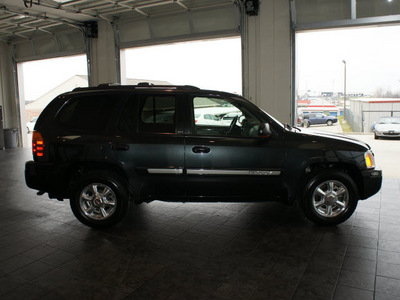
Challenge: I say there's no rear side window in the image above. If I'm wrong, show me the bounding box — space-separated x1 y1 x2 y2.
139 95 176 133
56 94 121 132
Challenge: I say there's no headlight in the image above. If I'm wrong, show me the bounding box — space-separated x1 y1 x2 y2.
364 150 376 169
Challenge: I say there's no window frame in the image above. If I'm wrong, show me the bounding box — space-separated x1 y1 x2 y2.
132 92 186 135
188 94 264 138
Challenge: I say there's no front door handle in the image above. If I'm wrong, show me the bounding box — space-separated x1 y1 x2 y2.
112 144 130 151
192 146 210 154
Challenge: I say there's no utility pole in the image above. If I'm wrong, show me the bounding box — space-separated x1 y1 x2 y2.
342 60 347 121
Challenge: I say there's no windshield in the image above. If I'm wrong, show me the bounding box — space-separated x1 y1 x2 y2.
378 117 400 124
258 108 285 129
230 95 286 129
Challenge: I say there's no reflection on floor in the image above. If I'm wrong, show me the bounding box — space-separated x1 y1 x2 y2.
0 148 399 299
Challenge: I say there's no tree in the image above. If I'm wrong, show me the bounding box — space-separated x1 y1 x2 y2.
374 87 400 98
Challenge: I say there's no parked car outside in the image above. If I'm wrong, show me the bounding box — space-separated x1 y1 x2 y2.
194 112 221 125
373 116 400 139
195 107 240 126
26 117 38 133
301 113 338 127
25 84 382 228
220 112 245 126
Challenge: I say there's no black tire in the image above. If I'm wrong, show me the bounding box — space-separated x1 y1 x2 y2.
326 120 333 126
374 133 379 140
305 121 310 128
70 171 129 228
301 170 358 225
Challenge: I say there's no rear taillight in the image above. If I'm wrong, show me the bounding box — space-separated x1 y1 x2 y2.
32 131 45 158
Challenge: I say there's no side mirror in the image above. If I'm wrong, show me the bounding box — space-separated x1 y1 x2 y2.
259 123 272 138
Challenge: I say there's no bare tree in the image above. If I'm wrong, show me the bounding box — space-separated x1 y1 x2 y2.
374 87 400 98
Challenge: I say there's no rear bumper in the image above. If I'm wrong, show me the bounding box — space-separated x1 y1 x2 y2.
25 161 70 198
360 166 382 200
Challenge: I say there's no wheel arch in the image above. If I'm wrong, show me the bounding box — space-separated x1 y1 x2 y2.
66 162 133 199
302 162 362 200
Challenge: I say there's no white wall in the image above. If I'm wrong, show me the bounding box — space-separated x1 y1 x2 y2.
243 0 292 124
88 20 118 86
0 42 18 130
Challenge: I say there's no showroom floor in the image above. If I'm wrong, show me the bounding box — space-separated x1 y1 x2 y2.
0 148 399 300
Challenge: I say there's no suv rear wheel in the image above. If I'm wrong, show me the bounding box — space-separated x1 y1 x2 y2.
301 170 358 225
70 171 129 228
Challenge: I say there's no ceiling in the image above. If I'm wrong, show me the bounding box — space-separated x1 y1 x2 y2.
0 0 235 42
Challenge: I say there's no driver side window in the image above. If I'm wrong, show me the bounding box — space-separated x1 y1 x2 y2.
192 97 261 137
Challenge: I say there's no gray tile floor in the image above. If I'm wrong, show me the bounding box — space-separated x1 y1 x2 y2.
0 148 399 300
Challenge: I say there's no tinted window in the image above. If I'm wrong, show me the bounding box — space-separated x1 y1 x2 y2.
139 95 176 133
118 98 137 133
56 94 121 132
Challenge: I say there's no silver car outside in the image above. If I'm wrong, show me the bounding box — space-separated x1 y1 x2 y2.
373 116 400 139
26 117 38 133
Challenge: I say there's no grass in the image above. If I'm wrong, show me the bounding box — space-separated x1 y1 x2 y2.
338 116 353 133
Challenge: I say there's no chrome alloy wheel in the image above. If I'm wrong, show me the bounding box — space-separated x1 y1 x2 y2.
79 183 117 220
312 180 349 218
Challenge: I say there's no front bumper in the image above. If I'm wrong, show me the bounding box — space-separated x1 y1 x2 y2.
360 166 382 200
25 161 71 198
375 131 400 138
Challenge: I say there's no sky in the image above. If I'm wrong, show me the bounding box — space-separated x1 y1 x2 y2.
296 25 400 96
19 55 88 101
122 37 242 94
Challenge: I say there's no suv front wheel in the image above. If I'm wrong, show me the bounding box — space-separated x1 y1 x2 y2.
301 170 358 225
70 171 129 228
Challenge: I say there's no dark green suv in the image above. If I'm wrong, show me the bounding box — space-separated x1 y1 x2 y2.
25 84 382 228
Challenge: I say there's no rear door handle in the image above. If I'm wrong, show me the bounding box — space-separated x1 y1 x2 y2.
112 144 130 151
192 146 210 154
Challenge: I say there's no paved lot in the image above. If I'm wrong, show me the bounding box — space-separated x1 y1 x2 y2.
303 123 343 134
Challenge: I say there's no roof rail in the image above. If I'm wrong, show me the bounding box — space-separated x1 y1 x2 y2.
134 82 200 90
72 83 200 92
137 82 154 86
97 83 121 88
